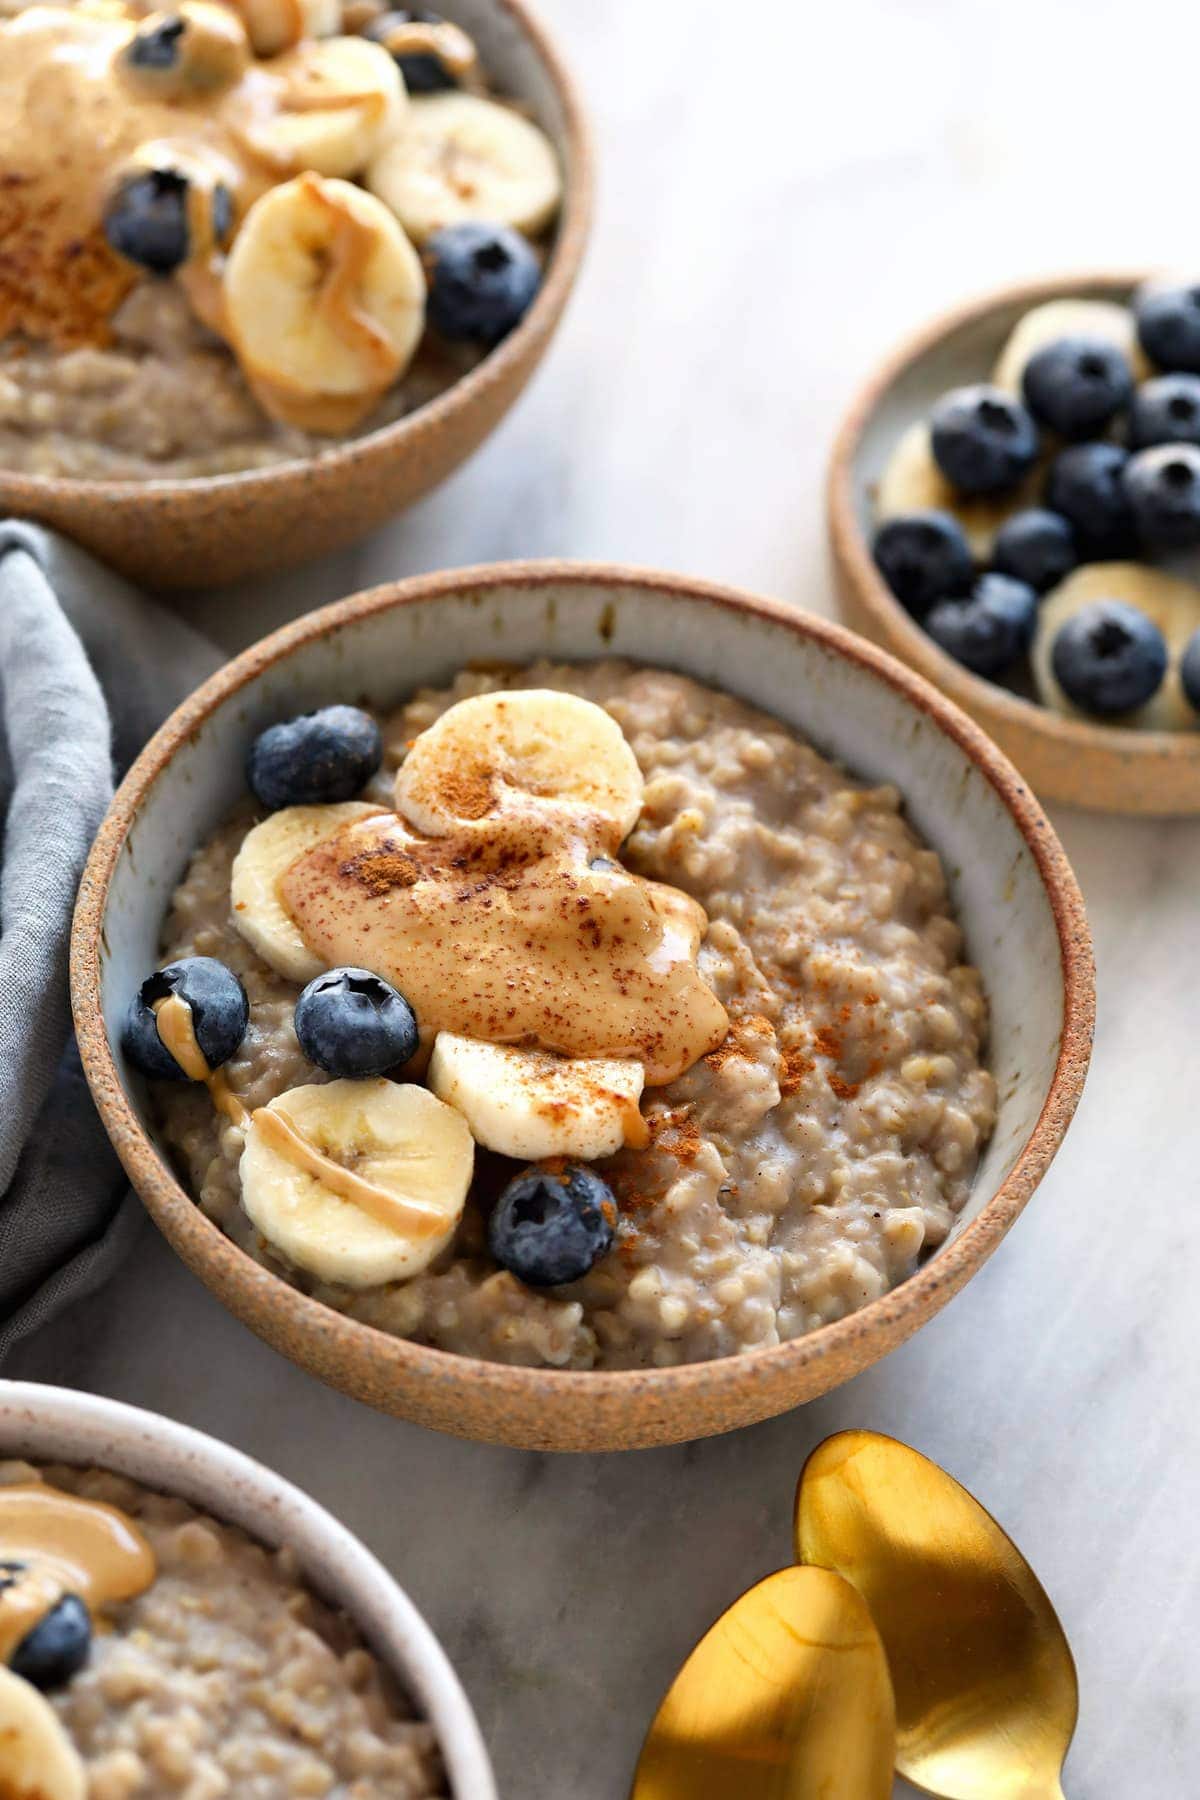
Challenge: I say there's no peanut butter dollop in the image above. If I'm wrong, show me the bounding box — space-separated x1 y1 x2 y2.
280 805 730 1086
0 1484 156 1663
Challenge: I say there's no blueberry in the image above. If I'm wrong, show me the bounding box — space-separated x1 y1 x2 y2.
123 957 249 1082
872 510 974 616
126 13 186 67
923 573 1038 680
10 1594 92 1691
489 1164 615 1287
992 508 1078 593
246 705 382 811
1124 444 1200 551
1181 627 1200 713
364 9 459 91
929 385 1040 497
1021 337 1132 441
102 167 233 275
1044 443 1137 559
1127 375 1200 451
1135 282 1200 373
423 223 542 346
294 969 418 1077
1051 601 1167 716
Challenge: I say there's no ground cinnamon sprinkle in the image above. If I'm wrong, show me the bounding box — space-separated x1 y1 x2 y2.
339 849 421 895
434 764 495 820
779 1046 815 1096
0 183 133 348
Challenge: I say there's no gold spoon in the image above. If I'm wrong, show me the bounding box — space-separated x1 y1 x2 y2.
630 1564 896 1799
795 1430 1078 1800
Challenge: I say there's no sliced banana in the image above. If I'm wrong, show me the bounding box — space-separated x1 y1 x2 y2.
240 1078 473 1287
367 92 561 245
875 418 1041 559
224 0 341 57
231 800 383 980
395 690 644 844
429 1033 645 1161
241 36 405 178
223 173 426 433
993 297 1151 393
1033 562 1200 729
0 1667 86 1800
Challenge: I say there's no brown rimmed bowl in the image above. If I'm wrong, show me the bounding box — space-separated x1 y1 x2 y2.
71 562 1095 1451
0 0 592 591
829 268 1200 815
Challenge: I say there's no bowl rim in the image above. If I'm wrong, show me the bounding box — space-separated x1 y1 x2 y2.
0 1379 497 1798
71 560 1096 1425
827 264 1200 765
0 0 592 509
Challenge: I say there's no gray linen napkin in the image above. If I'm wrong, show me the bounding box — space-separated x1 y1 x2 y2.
0 523 221 1360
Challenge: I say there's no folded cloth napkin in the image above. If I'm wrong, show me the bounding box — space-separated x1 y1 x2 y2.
0 523 222 1362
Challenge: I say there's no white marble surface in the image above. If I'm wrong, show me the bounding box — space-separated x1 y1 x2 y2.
10 1 1200 1793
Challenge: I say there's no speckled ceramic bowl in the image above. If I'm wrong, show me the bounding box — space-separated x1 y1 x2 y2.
0 1381 496 1798
828 269 1200 815
71 563 1094 1451
0 0 591 591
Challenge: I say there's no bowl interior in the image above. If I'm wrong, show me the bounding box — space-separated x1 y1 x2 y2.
0 1383 496 1799
95 574 1069 1280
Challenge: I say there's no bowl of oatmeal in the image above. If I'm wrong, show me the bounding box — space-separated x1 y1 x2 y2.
0 1381 495 1797
0 0 590 587
71 563 1094 1451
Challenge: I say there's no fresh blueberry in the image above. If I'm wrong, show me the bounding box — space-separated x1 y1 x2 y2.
10 1594 92 1691
872 510 974 615
246 705 383 811
1051 601 1167 716
1135 282 1200 373
423 223 541 346
126 13 186 67
929 385 1040 497
364 9 459 91
1044 443 1137 559
1124 444 1200 551
991 508 1078 594
1181 627 1200 713
923 573 1038 679
489 1164 615 1287
122 957 249 1082
1127 375 1200 450
1021 337 1132 440
294 969 419 1077
103 167 230 274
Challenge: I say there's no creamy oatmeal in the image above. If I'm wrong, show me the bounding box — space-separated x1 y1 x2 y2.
0 0 561 478
0 1461 445 1798
147 663 998 1371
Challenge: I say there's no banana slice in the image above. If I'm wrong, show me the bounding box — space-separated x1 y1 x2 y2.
0 1668 86 1800
1033 562 1200 729
993 298 1151 393
225 0 341 57
429 1033 646 1161
241 37 405 178
231 800 383 980
366 92 561 245
395 690 644 844
223 173 426 433
240 1078 473 1286
875 419 1041 559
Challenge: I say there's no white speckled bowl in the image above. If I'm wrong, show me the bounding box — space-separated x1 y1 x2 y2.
0 1382 496 1799
72 563 1094 1450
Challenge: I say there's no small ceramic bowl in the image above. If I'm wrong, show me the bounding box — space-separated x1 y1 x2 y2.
0 0 591 591
0 1381 497 1798
829 269 1200 815
71 563 1095 1452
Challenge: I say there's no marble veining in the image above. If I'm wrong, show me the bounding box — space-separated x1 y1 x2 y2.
10 1 1200 1793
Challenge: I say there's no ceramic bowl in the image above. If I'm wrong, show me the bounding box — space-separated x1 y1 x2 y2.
0 1381 496 1798
0 0 591 591
71 563 1095 1452
829 269 1200 815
